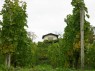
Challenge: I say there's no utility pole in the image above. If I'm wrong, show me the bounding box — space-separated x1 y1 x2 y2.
80 0 84 70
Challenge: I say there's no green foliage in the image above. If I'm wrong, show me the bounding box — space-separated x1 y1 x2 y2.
0 54 4 65
37 41 50 64
48 42 64 67
31 42 39 65
0 0 27 54
63 0 92 68
11 37 33 67
37 39 68 68
0 65 15 71
85 42 95 69
0 0 34 67
48 43 60 67
0 65 94 71
0 0 94 70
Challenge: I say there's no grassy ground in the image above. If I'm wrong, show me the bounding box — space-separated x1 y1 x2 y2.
0 64 95 71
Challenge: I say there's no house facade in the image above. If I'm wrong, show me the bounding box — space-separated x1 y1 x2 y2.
42 33 58 41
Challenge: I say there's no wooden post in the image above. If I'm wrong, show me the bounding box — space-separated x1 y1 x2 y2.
5 53 11 69
5 54 8 67
8 53 11 68
80 0 85 70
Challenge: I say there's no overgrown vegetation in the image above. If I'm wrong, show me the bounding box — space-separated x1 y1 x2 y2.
0 0 95 71
0 0 33 68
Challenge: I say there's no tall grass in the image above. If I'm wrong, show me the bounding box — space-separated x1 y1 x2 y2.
0 64 95 71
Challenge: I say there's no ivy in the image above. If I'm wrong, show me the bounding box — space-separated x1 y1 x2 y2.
63 0 92 68
0 0 29 67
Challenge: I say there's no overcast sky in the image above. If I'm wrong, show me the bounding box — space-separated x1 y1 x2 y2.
0 0 95 42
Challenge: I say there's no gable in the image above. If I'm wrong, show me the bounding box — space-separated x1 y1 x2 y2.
42 33 58 41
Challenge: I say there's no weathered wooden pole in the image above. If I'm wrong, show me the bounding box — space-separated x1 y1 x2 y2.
5 53 11 68
80 0 85 70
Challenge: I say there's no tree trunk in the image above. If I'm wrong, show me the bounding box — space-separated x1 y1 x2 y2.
80 5 85 70
5 53 11 68
5 54 8 67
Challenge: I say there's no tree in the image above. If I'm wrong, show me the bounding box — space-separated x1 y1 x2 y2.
11 37 33 67
63 0 91 68
85 41 95 69
0 0 27 68
37 41 50 64
48 40 65 68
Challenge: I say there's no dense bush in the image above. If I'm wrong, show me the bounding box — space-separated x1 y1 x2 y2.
0 54 4 65
1 65 94 71
11 38 33 67
48 43 60 67
31 43 39 66
85 42 95 69
47 39 67 68
37 41 50 64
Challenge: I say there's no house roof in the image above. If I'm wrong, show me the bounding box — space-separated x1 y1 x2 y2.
42 33 58 39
